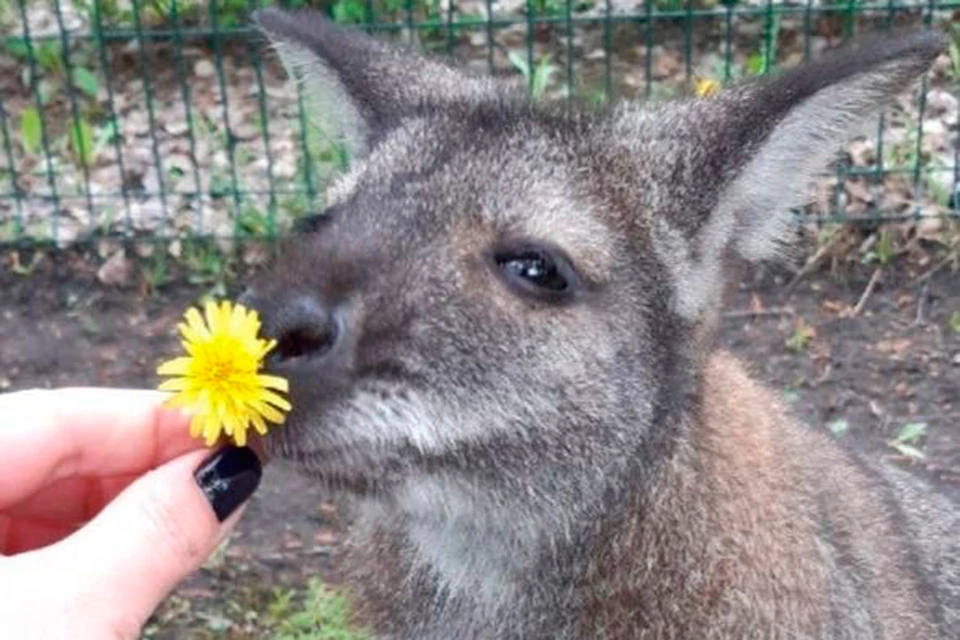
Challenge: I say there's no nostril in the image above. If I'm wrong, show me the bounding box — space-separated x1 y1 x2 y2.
267 296 340 365
274 324 336 362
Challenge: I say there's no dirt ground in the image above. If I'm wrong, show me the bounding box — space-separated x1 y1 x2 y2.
1 245 958 637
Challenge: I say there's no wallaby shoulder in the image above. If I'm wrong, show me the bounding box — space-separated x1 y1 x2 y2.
581 351 956 639
340 352 957 639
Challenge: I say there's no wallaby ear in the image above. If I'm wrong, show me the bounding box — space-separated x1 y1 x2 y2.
254 8 495 161
711 29 946 262
642 29 945 320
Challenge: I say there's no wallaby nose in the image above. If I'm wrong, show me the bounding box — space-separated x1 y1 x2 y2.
242 290 340 366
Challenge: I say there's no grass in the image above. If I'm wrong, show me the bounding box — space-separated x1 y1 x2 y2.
268 580 370 640
785 316 816 354
144 577 369 640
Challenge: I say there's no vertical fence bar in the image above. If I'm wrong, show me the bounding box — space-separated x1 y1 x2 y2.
0 95 25 238
911 0 936 219
15 0 62 242
643 0 653 100
525 0 535 95
208 0 245 240
871 0 898 216
130 0 170 237
91 0 134 237
52 0 96 230
565 0 575 97
602 0 612 99
446 0 456 56
683 0 693 83
171 0 208 236
485 0 495 73
248 0 278 238
723 0 733 82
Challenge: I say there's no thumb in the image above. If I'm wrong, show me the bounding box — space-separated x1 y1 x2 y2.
52 446 262 635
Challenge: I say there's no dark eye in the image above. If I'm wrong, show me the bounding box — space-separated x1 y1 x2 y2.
293 206 339 234
492 242 577 302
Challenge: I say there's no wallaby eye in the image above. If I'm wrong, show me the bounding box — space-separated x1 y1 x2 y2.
293 206 339 234
492 241 577 302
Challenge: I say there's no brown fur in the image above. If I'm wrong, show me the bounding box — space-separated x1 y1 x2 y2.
339 353 952 638
246 11 959 638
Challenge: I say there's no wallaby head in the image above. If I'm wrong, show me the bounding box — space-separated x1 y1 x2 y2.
242 9 950 629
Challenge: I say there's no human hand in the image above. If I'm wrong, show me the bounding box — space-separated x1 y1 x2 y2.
0 388 262 640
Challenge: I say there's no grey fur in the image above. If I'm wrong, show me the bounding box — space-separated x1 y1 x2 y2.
246 10 958 638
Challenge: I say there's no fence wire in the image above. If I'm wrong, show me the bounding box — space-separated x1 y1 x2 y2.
0 0 958 249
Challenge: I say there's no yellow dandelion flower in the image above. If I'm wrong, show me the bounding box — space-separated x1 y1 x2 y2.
695 77 721 98
157 300 290 447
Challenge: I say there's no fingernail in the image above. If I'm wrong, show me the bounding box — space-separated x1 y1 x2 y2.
194 446 262 522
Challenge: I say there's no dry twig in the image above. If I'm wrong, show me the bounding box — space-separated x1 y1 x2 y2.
850 268 883 317
724 306 796 319
784 233 844 296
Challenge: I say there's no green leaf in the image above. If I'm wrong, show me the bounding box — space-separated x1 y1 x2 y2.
93 118 119 157
35 41 64 74
531 55 556 100
949 40 960 77
73 67 100 99
895 422 927 445
745 52 765 76
949 311 960 335
828 420 849 437
3 37 30 60
888 441 925 461
19 107 42 156
69 118 96 166
507 50 531 80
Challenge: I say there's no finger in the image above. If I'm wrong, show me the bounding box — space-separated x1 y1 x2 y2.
43 447 262 634
0 388 202 508
0 515 75 555
6 474 136 522
1 475 137 554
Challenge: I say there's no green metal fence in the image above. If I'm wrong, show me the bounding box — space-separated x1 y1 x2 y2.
0 0 958 249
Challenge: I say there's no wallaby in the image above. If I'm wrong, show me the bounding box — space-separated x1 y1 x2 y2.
243 9 959 639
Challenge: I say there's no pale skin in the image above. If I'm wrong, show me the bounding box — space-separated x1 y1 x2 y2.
0 388 248 640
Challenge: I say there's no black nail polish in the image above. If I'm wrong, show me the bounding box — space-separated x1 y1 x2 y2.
194 446 262 522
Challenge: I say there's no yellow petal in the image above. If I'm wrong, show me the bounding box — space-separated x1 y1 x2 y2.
189 414 204 438
202 411 221 445
250 400 286 424
250 412 268 435
233 423 248 447
203 300 222 334
158 378 191 392
257 390 292 412
157 357 193 376
256 374 289 392
184 307 210 339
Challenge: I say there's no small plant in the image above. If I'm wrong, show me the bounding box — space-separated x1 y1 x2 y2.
19 107 42 156
269 579 370 640
530 0 564 17
144 249 171 292
330 0 370 23
237 204 274 237
6 33 104 168
68 118 95 166
942 22 960 80
887 422 927 460
179 238 233 299
949 311 960 335
785 316 816 353
861 229 895 267
828 419 849 438
507 51 558 100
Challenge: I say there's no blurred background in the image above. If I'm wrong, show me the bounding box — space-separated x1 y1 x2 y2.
1 1 958 637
